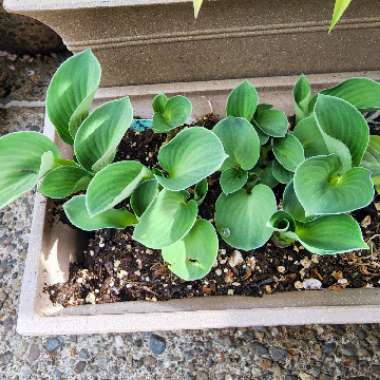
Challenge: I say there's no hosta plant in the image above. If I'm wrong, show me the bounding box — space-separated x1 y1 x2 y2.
1 49 380 283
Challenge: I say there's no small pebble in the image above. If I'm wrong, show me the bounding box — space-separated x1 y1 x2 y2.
44 338 61 353
303 278 322 290
85 292 96 304
149 334 166 355
294 281 304 290
228 250 244 267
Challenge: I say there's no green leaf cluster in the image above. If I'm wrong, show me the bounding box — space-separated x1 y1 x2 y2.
1 49 379 283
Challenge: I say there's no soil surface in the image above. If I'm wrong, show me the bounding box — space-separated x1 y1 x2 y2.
47 114 380 306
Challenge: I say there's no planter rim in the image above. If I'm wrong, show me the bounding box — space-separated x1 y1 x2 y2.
4 0 200 12
17 72 380 336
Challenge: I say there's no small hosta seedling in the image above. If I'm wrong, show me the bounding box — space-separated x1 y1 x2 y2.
1 49 380 283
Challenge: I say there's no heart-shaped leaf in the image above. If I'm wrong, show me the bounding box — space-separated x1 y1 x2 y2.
39 164 92 199
86 161 150 216
226 80 258 120
321 77 380 111
293 74 313 122
213 117 260 171
152 95 192 133
215 185 276 250
272 134 305 172
63 195 137 231
362 135 380 177
133 190 198 249
0 132 60 208
74 97 133 172
329 0 352 32
220 167 248 195
131 179 160 217
253 105 288 137
272 160 293 184
155 127 227 191
162 219 218 281
294 154 374 215
315 94 369 166
46 49 101 144
296 214 367 254
283 181 306 222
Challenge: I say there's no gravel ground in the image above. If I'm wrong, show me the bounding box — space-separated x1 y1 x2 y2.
0 52 380 380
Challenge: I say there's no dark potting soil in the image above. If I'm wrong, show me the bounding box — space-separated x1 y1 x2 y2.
46 114 380 306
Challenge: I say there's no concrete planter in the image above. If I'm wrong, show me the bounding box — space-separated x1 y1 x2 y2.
4 0 380 87
17 72 380 336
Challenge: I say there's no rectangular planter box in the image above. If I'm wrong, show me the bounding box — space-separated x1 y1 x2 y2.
5 0 380 87
17 71 380 335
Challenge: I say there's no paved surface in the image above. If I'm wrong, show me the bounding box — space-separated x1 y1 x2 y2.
1 52 380 380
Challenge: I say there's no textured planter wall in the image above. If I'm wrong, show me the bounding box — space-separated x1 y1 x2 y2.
4 0 380 86
0 0 63 53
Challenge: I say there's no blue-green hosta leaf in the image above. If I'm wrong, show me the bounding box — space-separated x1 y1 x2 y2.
213 117 260 171
256 128 270 145
226 80 258 120
215 185 276 251
194 179 208 205
272 134 305 172
271 160 293 185
293 74 313 122
315 94 369 166
268 211 296 233
0 132 60 209
39 165 92 199
133 190 198 249
329 0 352 32
63 195 137 231
321 78 380 111
255 166 279 188
74 97 133 172
283 181 306 222
362 135 380 177
294 154 374 216
253 105 288 138
46 49 101 144
294 115 329 157
294 114 352 172
130 179 160 217
162 219 218 281
296 215 368 254
220 167 248 195
155 127 227 191
152 95 192 133
86 161 150 216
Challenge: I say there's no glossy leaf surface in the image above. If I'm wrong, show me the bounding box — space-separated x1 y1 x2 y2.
162 219 218 281
64 195 137 231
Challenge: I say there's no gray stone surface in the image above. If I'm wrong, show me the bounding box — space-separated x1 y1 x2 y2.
0 0 63 54
1 53 380 380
